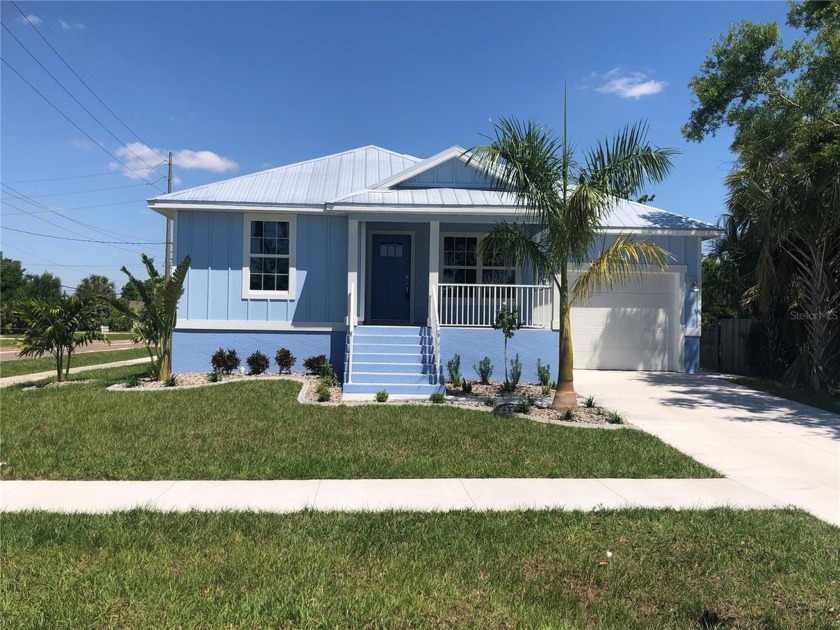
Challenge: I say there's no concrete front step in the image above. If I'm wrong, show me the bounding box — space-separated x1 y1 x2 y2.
343 382 446 398
351 372 435 385
352 352 430 364
354 326 425 336
352 362 435 374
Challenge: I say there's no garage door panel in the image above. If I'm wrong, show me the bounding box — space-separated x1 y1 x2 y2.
568 271 677 371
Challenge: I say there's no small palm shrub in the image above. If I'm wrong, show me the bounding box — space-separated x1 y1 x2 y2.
514 394 536 414
561 408 576 421
446 354 462 387
246 351 270 375
124 374 140 388
275 348 296 373
606 411 624 424
303 354 328 375
211 348 240 375
429 392 445 403
164 374 177 387
375 389 389 402
474 357 493 385
482 395 497 407
461 380 473 394
536 359 551 387
584 395 597 408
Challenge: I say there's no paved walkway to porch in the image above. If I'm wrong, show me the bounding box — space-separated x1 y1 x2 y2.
0 478 788 515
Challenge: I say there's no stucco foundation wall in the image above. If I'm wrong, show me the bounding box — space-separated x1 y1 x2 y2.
440 327 561 384
172 330 346 374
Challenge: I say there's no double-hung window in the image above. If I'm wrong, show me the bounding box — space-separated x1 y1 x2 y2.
442 235 515 285
243 214 295 298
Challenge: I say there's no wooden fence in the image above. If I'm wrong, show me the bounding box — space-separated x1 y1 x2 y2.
700 318 753 375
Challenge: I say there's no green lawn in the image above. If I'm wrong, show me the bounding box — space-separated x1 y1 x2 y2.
730 376 840 415
1 364 716 480
0 336 22 348
0 347 149 378
3 509 838 629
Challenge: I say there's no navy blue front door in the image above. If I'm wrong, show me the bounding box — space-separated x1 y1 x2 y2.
370 233 411 322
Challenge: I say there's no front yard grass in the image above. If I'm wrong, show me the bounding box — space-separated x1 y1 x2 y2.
1 364 717 480
0 347 149 379
3 509 838 629
730 376 840 415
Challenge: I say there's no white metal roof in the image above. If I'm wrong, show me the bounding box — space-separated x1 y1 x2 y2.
148 146 421 206
148 144 719 233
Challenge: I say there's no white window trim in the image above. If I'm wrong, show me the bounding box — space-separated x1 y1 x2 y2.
242 212 297 300
439 231 519 285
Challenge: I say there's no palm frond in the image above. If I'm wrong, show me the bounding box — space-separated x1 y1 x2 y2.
571 235 674 305
477 223 555 282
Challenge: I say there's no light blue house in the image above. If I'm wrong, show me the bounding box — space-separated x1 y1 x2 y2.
148 145 719 398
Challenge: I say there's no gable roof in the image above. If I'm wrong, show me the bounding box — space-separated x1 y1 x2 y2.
147 145 420 206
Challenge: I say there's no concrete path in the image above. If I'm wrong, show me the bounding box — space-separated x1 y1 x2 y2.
574 370 840 525
0 357 151 388
0 478 784 514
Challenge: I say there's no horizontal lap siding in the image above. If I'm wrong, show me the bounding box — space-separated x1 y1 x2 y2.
176 211 347 324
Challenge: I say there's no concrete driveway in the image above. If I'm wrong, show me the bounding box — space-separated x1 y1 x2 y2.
574 370 840 525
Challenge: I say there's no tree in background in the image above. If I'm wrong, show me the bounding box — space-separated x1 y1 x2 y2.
470 109 676 409
74 274 130 331
685 0 839 391
107 254 191 381
0 254 62 333
16 295 105 381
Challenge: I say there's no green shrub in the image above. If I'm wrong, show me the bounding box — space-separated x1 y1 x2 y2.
446 354 462 387
246 351 270 375
561 408 576 421
536 359 551 387
541 383 552 396
461 380 473 394
375 389 389 403
606 411 624 424
303 354 328 375
207 371 219 383
429 392 445 403
584 395 597 408
316 380 332 402
211 348 240 375
164 374 177 387
275 348 296 373
318 362 336 384
474 357 493 385
124 374 140 388
482 395 497 407
509 354 522 389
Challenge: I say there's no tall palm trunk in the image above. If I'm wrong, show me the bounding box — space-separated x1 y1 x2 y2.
552 266 576 410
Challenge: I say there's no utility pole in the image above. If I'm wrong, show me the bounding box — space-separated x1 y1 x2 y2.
164 151 172 280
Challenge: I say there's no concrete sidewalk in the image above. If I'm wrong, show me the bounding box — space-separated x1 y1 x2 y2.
0 478 787 514
0 357 151 388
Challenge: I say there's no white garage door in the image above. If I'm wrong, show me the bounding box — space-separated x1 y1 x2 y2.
569 271 678 371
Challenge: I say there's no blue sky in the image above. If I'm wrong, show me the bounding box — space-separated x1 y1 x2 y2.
1 1 792 292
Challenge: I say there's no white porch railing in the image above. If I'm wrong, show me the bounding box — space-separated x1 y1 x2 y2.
438 283 553 328
427 289 442 384
345 282 358 383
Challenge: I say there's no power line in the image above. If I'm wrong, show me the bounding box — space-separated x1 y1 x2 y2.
1 197 154 216
0 57 165 192
2 225 165 245
9 0 167 164
1 21 163 172
2 184 161 245
1 165 166 185
20 180 165 199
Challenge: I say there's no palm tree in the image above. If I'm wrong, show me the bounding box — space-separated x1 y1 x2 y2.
16 294 105 381
469 106 677 410
106 254 191 381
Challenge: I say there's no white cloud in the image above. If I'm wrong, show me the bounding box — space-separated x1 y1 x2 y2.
108 142 239 180
57 19 86 31
71 137 99 151
16 14 42 26
595 68 666 100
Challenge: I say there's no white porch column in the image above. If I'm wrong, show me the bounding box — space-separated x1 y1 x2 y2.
347 219 359 325
428 220 440 320
358 221 366 322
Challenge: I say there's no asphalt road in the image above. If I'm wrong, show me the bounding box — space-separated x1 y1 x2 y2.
0 339 139 362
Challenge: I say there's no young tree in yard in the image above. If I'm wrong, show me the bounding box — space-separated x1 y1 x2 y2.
107 254 191 381
16 295 105 381
469 105 675 409
684 0 840 391
493 305 520 388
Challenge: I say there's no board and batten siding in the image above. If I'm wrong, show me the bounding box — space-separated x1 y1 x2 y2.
176 211 347 324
